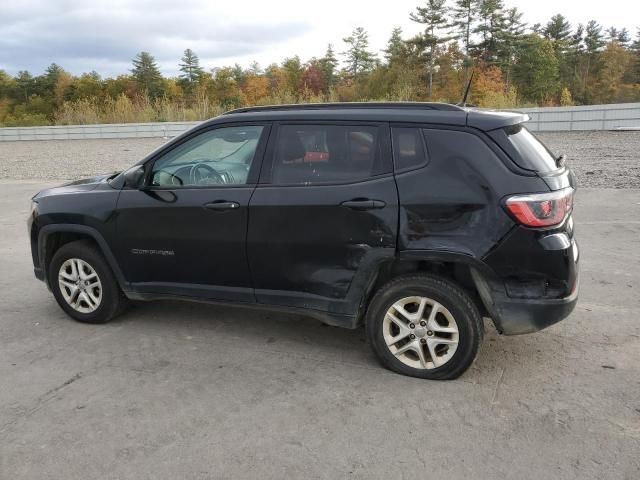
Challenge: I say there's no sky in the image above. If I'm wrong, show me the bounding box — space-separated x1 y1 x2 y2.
0 0 638 77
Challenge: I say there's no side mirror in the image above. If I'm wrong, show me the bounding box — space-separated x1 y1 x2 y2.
123 166 145 189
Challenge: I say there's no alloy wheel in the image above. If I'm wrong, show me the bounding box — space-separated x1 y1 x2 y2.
383 296 459 369
58 258 102 313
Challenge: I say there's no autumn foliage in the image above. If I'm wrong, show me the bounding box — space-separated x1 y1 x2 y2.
0 1 639 126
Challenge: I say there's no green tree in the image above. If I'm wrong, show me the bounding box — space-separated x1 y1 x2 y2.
544 14 572 53
473 0 505 63
341 27 377 76
496 7 526 88
605 27 619 43
513 34 560 103
384 27 408 66
319 44 339 88
231 63 246 84
131 52 163 98
583 20 605 101
410 0 450 98
628 28 640 84
565 24 585 99
616 28 631 47
281 56 304 93
595 42 632 102
584 20 605 53
179 49 204 89
15 71 34 103
0 70 15 98
450 0 478 59
210 67 242 108
70 71 103 101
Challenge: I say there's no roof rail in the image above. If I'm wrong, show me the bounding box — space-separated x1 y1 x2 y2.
224 102 465 115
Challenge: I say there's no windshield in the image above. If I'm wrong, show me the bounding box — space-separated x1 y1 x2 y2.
504 124 558 172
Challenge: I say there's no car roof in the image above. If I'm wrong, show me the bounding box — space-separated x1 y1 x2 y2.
202 102 529 132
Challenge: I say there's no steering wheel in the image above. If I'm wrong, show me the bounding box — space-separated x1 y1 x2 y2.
152 169 184 186
190 163 225 185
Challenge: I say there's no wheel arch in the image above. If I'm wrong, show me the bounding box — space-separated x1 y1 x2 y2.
38 224 128 291
355 250 498 326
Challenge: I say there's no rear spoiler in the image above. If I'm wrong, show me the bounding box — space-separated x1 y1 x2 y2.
466 109 530 132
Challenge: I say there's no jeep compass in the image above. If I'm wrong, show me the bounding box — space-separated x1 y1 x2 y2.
28 102 579 380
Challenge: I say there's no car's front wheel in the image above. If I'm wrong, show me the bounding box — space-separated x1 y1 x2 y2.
366 274 483 380
49 240 128 324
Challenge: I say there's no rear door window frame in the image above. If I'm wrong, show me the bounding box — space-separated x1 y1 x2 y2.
259 121 392 187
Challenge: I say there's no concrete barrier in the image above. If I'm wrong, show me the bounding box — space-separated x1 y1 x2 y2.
512 102 640 132
0 121 200 141
1 103 639 140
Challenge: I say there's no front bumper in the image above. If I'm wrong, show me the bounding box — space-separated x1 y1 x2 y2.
34 267 45 281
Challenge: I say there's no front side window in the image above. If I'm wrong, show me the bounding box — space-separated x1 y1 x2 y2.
151 125 263 187
272 125 382 185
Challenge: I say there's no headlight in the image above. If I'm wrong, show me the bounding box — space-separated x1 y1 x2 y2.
30 200 38 216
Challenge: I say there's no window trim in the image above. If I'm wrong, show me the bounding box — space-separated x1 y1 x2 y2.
259 121 392 187
141 122 272 190
390 125 431 173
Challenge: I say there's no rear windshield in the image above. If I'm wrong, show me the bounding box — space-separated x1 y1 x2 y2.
503 124 558 172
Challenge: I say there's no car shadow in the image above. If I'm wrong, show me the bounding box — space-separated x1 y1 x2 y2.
110 298 572 384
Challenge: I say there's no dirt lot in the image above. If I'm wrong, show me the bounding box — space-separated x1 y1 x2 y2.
0 131 639 187
0 133 639 479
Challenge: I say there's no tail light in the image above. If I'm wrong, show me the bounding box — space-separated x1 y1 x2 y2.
505 187 574 228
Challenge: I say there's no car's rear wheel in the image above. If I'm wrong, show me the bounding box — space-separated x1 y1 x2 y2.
366 274 483 380
49 240 128 324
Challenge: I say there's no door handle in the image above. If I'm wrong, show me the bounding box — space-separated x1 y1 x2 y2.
204 201 240 211
340 199 386 210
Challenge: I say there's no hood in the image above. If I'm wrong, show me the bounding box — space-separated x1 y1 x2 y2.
33 173 115 199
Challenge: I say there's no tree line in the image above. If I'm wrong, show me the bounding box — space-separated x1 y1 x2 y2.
1 0 639 126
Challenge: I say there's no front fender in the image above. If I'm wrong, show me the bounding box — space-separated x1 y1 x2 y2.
38 224 129 292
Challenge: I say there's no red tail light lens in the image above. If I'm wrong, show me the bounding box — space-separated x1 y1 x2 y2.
505 188 574 227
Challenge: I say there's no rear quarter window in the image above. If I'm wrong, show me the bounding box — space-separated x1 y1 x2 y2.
501 124 558 172
391 127 429 172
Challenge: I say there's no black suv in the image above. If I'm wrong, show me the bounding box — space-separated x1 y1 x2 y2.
28 103 579 380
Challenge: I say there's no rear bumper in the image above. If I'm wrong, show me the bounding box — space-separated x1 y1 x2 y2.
489 275 579 335
471 250 579 335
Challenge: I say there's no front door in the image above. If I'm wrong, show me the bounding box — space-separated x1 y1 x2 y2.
247 122 398 316
115 124 269 302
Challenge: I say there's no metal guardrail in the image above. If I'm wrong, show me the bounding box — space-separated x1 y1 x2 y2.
512 103 640 132
0 121 200 142
0 103 639 140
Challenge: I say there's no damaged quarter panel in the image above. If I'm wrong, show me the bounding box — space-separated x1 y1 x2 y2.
396 127 549 258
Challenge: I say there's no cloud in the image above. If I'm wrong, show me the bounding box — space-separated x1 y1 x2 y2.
0 0 309 76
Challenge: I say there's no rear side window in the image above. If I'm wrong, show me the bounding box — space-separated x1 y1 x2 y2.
272 125 383 185
391 127 428 172
503 124 558 172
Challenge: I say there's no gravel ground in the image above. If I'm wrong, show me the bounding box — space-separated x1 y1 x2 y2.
1 182 639 479
0 130 638 187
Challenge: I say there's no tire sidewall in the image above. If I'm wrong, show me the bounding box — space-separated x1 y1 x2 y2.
367 277 481 380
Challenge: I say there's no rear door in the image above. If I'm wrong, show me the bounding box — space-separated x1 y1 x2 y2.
247 122 398 316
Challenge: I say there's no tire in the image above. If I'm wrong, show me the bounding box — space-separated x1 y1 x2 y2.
366 274 483 380
48 240 128 324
